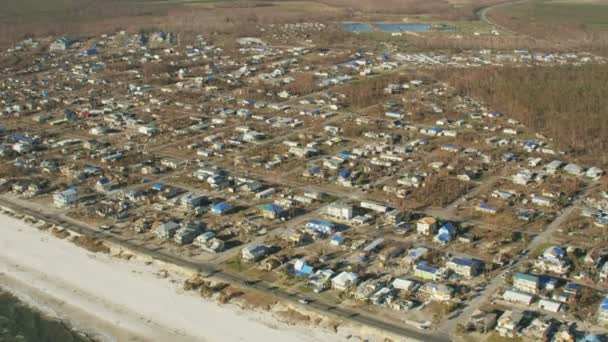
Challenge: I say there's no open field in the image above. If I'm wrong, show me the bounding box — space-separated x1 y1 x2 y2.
487 0 608 54
0 0 507 48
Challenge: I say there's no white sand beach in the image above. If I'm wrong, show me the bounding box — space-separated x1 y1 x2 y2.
0 213 344 342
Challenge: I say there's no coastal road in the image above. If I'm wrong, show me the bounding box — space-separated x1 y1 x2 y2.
0 196 448 342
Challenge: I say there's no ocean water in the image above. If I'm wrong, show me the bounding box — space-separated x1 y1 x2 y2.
0 289 91 342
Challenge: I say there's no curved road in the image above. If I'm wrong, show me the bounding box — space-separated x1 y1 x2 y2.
476 0 529 35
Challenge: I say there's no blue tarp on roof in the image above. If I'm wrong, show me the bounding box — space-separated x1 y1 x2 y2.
258 204 283 213
438 223 456 235
339 169 352 179
479 203 496 211
415 263 438 274
81 48 98 56
211 202 232 213
450 257 480 268
331 235 344 243
152 183 165 191
306 220 335 234
10 135 39 145
434 233 452 243
294 261 314 277
600 295 608 312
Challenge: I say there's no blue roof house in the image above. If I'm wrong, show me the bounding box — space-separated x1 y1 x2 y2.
293 259 314 277
599 294 608 320
339 169 352 179
306 220 336 235
152 183 166 191
330 235 345 246
211 202 233 215
433 223 456 245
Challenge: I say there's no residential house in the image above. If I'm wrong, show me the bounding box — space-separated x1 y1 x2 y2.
258 204 288 220
421 283 453 301
391 278 418 293
476 202 497 214
496 310 525 338
241 245 270 262
521 318 554 340
468 310 497 333
545 160 563 174
210 202 233 215
306 220 336 235
50 36 74 51
513 272 540 294
156 221 180 239
564 163 583 176
403 247 429 265
308 269 335 292
586 167 604 180
538 298 562 313
293 259 314 277
325 203 354 220
599 295 608 320
535 246 570 275
433 223 456 245
503 289 534 305
53 188 78 207
416 217 437 236
414 262 446 281
180 193 207 211
446 257 484 278
174 224 203 245
331 271 360 291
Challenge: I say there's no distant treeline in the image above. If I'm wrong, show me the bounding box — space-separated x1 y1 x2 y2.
437 64 608 166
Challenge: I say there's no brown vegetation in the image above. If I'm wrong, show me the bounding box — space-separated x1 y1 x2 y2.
437 64 608 166
408 174 472 207
71 236 111 254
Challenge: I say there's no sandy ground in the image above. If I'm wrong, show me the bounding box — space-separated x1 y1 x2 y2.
0 213 344 342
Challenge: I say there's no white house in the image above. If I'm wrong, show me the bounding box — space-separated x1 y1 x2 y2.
53 188 79 207
331 271 359 291
326 203 354 220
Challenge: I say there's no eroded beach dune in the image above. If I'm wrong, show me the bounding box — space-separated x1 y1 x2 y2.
0 214 342 342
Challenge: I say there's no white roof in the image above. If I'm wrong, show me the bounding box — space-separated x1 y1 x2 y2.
538 298 561 312
392 278 415 290
503 289 534 304
332 271 358 286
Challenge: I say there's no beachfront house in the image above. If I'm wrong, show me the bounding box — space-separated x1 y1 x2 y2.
331 271 359 291
241 245 270 262
156 221 180 239
53 188 79 207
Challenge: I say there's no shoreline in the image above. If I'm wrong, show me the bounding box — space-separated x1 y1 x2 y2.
0 213 346 342
0 275 130 342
